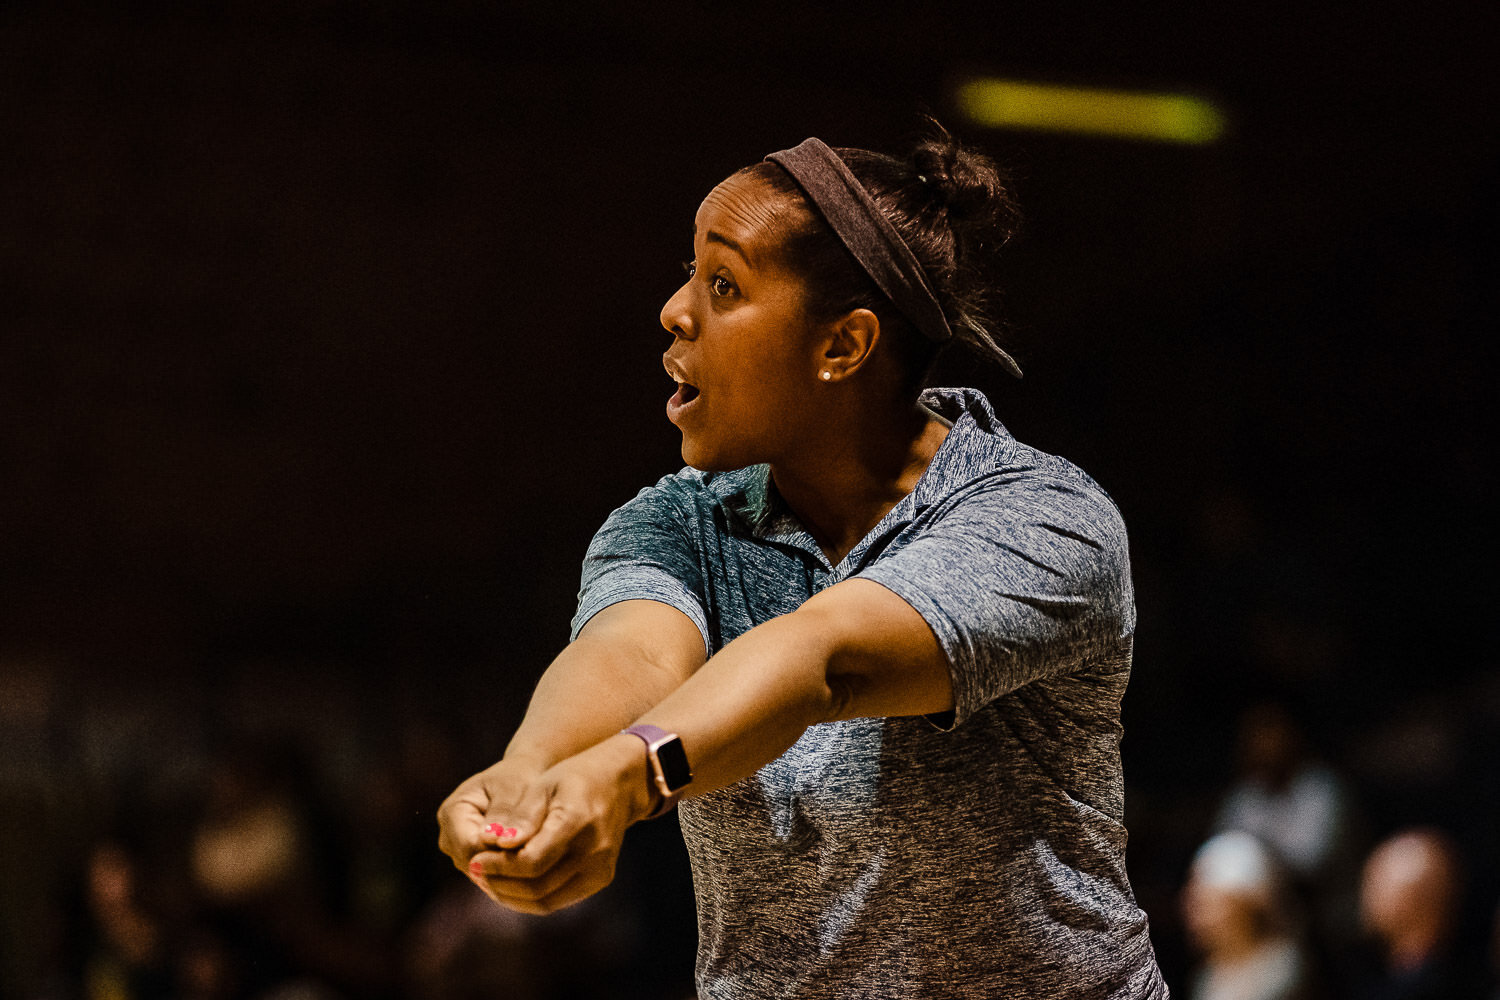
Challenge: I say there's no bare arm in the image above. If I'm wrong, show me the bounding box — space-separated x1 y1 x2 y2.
436 599 704 888
503 599 707 769
477 578 953 912
635 577 952 797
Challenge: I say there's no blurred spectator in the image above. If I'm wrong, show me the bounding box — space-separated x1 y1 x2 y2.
0 651 72 998
1181 831 1321 1000
1351 827 1473 1000
80 841 174 999
405 882 547 1000
404 875 659 1000
186 739 400 998
1214 701 1362 948
1346 693 1467 836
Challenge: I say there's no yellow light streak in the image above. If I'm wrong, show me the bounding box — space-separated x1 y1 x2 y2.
955 78 1227 145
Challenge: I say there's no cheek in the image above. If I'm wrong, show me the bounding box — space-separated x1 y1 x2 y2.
682 357 807 469
728 356 812 441
748 317 816 388
709 323 806 403
744 354 807 397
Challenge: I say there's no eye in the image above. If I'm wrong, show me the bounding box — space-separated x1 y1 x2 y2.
710 274 735 297
681 260 697 278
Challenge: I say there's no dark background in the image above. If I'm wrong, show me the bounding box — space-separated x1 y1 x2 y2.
2 1 1495 997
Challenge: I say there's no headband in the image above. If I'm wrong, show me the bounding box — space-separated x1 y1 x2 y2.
764 137 1022 378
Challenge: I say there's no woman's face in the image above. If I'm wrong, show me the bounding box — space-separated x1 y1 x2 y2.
659 173 825 471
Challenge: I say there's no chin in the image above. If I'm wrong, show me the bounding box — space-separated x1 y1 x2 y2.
681 448 727 472
680 437 751 473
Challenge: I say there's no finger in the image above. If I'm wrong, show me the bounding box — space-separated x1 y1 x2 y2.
481 845 587 904
465 850 538 907
510 860 619 915
499 798 595 879
468 845 575 909
487 868 595 916
437 796 488 867
477 827 606 905
466 868 499 902
466 848 515 879
482 776 550 848
538 864 617 912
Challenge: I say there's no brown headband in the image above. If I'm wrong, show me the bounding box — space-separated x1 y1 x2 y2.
765 137 1022 378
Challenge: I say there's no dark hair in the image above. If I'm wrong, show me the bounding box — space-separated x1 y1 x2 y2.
740 123 1021 392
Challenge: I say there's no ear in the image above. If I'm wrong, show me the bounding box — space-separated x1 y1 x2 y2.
818 308 881 382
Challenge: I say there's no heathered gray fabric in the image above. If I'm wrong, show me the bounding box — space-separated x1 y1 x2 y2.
571 388 1166 999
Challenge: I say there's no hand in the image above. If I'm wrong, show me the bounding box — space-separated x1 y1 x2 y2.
436 757 550 903
467 734 657 915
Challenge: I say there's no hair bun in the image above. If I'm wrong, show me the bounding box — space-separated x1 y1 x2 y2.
910 126 1019 243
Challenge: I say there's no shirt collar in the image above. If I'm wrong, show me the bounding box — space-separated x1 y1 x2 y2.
907 386 1016 508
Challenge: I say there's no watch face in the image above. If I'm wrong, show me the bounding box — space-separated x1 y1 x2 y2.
654 736 692 792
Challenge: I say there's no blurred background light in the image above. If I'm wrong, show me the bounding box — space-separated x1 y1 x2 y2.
955 77 1227 144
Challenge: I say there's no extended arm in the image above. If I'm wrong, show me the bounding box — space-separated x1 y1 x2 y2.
634 577 952 796
436 599 704 887
504 599 707 770
473 578 953 912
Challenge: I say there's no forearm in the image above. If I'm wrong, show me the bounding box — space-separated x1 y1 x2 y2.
631 610 839 799
504 601 706 770
505 640 675 768
628 579 953 799
468 583 950 914
475 610 838 901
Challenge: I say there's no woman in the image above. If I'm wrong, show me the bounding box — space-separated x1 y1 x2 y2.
438 128 1167 998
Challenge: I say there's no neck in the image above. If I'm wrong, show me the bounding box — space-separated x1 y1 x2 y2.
769 395 951 565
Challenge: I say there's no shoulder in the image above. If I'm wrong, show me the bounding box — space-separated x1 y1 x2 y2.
607 465 758 517
919 386 1127 543
631 464 764 505
932 444 1129 562
591 465 771 550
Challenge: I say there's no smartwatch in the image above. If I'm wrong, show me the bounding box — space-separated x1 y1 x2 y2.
621 724 693 818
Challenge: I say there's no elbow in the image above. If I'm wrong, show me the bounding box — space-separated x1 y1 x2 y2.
780 605 852 722
820 674 857 724
777 604 851 724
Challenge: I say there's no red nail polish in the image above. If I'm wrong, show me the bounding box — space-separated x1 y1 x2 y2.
469 860 483 874
503 827 518 839
486 823 505 837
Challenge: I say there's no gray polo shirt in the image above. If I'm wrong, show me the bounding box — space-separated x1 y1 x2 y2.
571 388 1166 999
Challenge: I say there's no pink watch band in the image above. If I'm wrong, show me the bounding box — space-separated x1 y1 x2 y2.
622 724 690 819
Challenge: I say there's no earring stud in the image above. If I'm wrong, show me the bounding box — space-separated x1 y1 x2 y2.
820 370 832 381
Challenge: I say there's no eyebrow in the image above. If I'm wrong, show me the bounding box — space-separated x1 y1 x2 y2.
693 227 754 268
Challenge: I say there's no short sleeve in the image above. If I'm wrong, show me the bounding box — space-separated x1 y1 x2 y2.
858 473 1134 727
570 474 713 655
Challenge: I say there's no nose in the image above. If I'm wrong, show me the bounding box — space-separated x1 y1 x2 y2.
660 280 696 341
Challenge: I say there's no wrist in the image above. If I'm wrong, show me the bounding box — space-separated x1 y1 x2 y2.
499 754 550 776
619 724 693 819
501 738 564 774
600 733 662 824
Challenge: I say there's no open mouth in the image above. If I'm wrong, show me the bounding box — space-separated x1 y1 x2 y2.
666 378 701 423
664 356 700 422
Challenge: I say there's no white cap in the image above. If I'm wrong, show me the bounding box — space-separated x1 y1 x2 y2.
1191 831 1279 903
